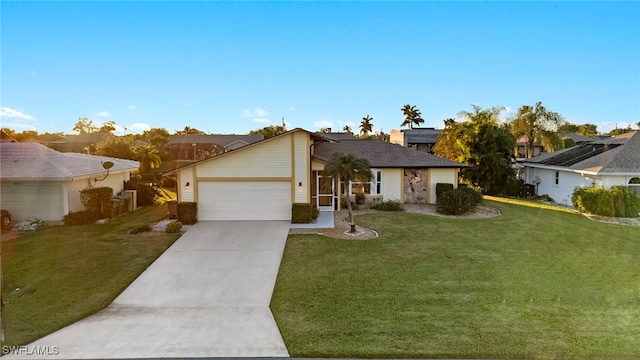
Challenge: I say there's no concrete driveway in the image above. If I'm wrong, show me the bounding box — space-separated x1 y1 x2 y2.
11 221 290 359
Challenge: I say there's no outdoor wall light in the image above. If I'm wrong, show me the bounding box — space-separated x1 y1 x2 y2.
185 182 190 189
298 182 303 189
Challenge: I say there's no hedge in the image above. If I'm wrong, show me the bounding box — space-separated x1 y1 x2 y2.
435 183 454 201
177 202 198 224
436 187 483 215
292 203 319 224
572 186 640 218
80 187 113 217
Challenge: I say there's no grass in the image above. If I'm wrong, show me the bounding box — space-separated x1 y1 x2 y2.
271 199 640 359
1 204 180 346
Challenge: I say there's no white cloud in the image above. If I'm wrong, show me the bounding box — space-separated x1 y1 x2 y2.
96 111 111 118
117 122 150 135
241 107 269 118
129 122 151 132
0 107 36 120
288 106 295 112
253 118 272 124
128 105 137 110
314 119 333 129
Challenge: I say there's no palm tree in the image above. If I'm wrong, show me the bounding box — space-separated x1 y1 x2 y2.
343 125 352 133
360 115 373 136
401 104 424 129
322 153 372 233
509 102 564 158
135 143 161 174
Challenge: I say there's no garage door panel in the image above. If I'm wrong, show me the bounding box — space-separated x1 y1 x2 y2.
198 181 291 221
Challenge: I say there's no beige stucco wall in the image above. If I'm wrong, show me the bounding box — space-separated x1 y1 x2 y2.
66 178 91 213
389 130 405 146
428 168 457 203
382 168 402 201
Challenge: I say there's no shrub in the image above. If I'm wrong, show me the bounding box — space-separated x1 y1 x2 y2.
177 202 198 225
63 210 101 225
505 178 524 197
436 183 454 201
595 191 616 217
374 200 403 211
460 186 483 206
124 181 160 206
165 221 183 233
292 203 320 223
80 187 113 217
436 187 482 215
572 185 640 217
129 224 151 234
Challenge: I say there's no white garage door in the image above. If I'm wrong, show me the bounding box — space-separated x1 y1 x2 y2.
197 181 292 221
0 182 65 222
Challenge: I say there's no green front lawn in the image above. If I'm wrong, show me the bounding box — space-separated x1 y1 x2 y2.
1 205 180 346
271 199 640 359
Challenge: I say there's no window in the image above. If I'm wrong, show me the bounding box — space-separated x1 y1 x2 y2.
629 177 640 196
348 169 382 195
555 171 559 185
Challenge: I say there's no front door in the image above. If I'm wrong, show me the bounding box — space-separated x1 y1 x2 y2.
317 175 334 211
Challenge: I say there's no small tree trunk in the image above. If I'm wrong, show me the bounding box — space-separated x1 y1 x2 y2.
345 193 356 233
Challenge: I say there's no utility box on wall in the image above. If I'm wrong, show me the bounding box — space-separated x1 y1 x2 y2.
122 190 137 212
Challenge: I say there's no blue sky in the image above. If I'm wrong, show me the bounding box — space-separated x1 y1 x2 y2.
1 1 639 135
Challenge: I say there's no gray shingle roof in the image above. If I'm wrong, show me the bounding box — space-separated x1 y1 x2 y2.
524 131 640 173
0 142 139 181
313 132 359 141
168 134 263 147
312 139 464 168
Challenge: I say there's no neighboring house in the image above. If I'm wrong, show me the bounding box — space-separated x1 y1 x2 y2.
521 131 640 205
390 128 442 153
167 134 263 161
515 135 545 158
45 132 109 154
0 142 139 222
558 132 595 145
166 128 464 221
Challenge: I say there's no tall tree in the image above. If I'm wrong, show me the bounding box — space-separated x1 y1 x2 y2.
360 115 373 136
73 117 98 134
175 126 206 135
134 143 161 174
322 153 373 233
249 124 287 139
401 104 425 129
98 121 116 134
95 134 135 159
558 123 597 137
509 102 565 158
138 128 171 159
343 125 353 133
433 105 515 194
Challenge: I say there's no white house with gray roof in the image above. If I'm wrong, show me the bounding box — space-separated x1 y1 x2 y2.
521 131 640 205
0 142 139 222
